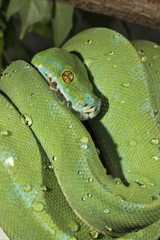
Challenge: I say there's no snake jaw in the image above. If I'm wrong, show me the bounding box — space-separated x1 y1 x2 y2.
77 104 100 120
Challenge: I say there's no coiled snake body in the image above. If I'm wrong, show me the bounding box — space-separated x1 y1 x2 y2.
0 28 160 239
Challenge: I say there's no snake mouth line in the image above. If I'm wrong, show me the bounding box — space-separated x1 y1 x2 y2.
45 73 99 120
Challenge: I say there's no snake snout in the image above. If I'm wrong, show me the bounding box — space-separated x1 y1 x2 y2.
83 93 96 105
72 93 101 121
83 93 101 111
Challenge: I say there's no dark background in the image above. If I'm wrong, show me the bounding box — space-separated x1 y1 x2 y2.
22 8 160 58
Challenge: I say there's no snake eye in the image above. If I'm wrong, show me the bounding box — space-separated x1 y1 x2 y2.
62 71 74 84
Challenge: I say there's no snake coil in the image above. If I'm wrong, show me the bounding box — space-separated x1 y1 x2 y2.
0 28 160 240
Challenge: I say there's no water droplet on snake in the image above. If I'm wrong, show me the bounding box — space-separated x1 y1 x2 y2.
80 136 89 143
113 178 122 185
41 185 48 192
87 193 92 198
49 229 56 236
149 109 158 117
138 50 144 55
150 196 157 201
68 124 73 131
105 226 112 232
84 58 94 66
32 201 44 212
103 209 110 214
89 230 99 239
129 140 137 147
52 156 57 161
153 44 159 48
24 64 29 68
1 129 9 136
85 39 93 44
78 170 82 175
109 51 114 55
80 143 88 150
151 155 158 161
48 162 53 169
23 183 32 192
146 130 151 135
5 156 14 167
68 220 79 232
114 194 124 201
151 138 159 145
88 177 93 183
23 114 33 126
96 148 100 155
82 197 86 201
114 34 119 38
122 82 131 87
141 56 147 62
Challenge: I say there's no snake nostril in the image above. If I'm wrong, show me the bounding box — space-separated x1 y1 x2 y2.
84 94 94 105
83 94 101 114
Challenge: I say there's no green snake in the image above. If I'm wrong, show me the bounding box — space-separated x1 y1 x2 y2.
0 28 160 240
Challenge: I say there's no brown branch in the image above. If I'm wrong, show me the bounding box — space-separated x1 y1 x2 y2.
56 0 160 30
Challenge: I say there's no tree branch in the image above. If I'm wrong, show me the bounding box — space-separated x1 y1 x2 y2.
56 0 160 30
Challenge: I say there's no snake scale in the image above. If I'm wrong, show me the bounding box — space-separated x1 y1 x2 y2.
0 28 160 239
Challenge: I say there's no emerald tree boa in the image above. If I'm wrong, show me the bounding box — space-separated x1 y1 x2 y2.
0 28 160 240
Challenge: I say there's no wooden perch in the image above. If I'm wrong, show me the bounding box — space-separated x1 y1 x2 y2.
56 0 160 30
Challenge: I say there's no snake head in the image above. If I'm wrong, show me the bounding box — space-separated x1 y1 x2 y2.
31 48 101 120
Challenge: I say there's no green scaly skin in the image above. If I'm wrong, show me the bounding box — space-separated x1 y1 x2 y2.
0 28 160 239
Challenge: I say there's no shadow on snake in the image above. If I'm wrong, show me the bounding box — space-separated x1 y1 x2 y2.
70 51 129 186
